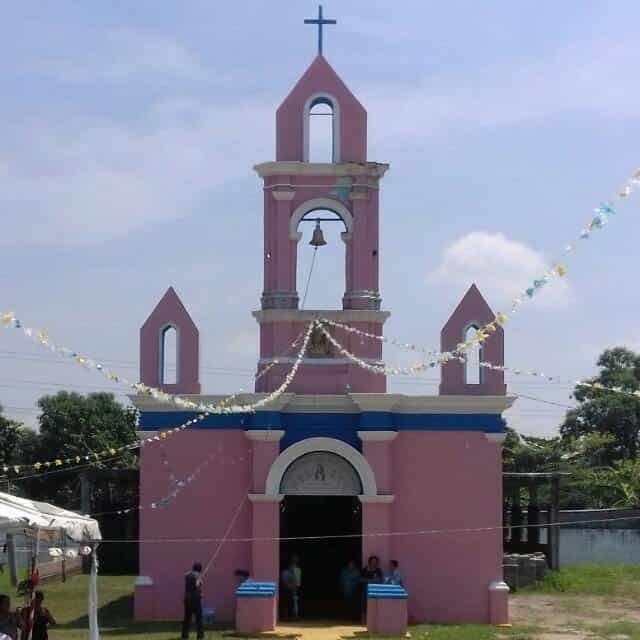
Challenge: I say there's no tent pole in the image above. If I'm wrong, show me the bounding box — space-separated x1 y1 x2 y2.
6 533 17 586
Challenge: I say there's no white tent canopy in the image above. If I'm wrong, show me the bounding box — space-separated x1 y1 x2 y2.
0 491 102 639
0 491 101 541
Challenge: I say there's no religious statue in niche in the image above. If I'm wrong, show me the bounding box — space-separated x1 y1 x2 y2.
306 325 333 358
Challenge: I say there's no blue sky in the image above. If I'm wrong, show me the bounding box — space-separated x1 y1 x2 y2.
1 1 639 437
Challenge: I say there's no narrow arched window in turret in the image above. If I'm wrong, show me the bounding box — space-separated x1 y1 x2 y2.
308 97 335 162
464 325 481 385
161 325 178 385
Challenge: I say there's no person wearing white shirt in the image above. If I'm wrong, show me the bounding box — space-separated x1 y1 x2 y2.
385 560 403 586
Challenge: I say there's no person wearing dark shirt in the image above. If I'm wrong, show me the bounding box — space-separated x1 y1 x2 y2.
182 563 204 640
0 595 22 640
360 556 383 622
29 591 56 640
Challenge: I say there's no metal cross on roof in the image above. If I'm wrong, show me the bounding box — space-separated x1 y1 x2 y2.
304 5 337 56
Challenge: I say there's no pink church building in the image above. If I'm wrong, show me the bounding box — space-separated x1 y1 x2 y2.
133 41 514 626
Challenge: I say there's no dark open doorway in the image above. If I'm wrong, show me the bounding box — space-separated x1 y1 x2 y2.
280 495 362 621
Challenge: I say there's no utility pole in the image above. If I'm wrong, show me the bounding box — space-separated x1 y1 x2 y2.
80 473 92 573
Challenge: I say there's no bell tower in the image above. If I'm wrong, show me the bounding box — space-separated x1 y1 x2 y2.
253 25 390 394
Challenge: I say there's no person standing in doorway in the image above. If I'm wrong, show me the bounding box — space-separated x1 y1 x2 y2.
182 562 204 640
385 560 403 586
339 560 361 618
360 556 383 623
281 555 302 619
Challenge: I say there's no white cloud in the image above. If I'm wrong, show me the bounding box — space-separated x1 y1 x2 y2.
0 97 272 246
425 231 570 308
28 29 207 83
364 40 640 145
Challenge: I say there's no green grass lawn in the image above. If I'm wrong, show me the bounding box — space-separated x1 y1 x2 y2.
0 565 637 639
521 562 640 597
0 570 10 593
1 573 540 640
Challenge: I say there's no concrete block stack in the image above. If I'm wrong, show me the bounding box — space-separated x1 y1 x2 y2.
502 553 547 590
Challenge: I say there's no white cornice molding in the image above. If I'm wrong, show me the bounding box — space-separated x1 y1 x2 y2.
272 190 296 201
129 393 295 413
259 357 383 367
248 493 284 503
393 395 517 415
252 309 391 324
350 394 403 413
245 430 285 442
357 431 398 442
254 161 389 179
281 395 358 414
359 495 395 504
130 393 515 416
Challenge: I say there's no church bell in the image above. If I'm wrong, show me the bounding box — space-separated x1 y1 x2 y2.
309 219 327 247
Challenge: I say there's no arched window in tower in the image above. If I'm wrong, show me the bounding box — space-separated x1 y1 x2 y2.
464 325 482 385
307 96 336 162
160 325 178 385
296 209 348 309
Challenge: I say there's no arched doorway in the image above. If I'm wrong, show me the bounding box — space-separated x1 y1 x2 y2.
274 443 370 621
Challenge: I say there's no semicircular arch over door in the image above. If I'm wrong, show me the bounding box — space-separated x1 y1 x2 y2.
280 451 362 496
265 436 378 497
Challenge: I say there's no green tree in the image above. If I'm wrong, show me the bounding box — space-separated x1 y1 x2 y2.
503 425 568 473
31 392 138 504
561 347 640 463
0 403 38 470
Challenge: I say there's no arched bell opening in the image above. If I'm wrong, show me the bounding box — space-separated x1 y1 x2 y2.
296 209 349 310
291 198 353 311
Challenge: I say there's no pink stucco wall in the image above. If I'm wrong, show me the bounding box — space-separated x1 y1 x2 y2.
250 501 280 582
367 597 408 635
136 429 505 625
236 595 277 633
389 432 504 623
255 318 386 393
255 362 385 394
136 431 252 621
361 440 393 494
362 501 391 566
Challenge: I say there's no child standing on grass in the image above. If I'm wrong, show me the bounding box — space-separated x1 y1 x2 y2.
29 591 56 640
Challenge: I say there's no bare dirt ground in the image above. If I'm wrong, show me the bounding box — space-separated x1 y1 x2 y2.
511 593 640 640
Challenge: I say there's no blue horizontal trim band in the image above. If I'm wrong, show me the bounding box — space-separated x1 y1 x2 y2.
368 584 408 599
235 581 277 597
138 410 503 435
